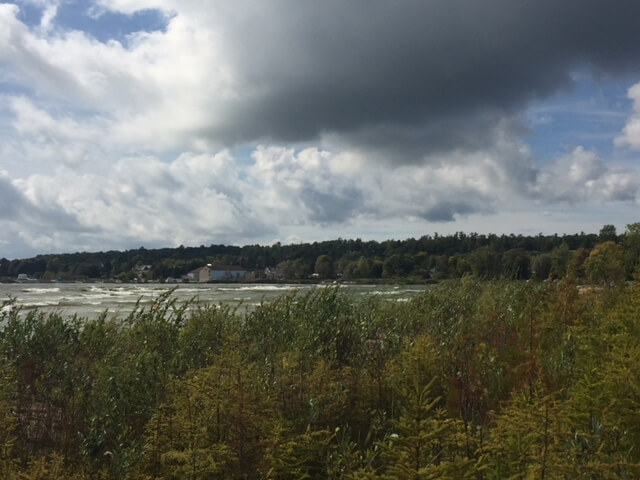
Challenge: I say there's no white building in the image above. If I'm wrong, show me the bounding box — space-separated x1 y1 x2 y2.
188 265 248 282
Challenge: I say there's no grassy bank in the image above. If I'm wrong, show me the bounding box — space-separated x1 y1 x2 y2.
1 278 639 478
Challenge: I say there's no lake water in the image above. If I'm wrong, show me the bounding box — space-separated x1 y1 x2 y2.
0 283 428 319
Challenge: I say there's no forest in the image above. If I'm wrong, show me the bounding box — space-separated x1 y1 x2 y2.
2 273 640 478
0 224 634 283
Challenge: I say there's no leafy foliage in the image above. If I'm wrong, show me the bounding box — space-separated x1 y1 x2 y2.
1 280 640 477
0 229 607 282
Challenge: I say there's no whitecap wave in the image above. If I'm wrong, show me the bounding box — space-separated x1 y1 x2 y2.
218 285 297 292
23 287 61 294
23 301 59 307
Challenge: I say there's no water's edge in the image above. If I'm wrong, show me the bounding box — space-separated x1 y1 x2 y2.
0 283 428 319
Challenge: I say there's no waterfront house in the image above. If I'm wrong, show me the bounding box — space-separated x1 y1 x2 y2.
186 267 203 282
17 273 36 283
187 265 248 282
204 264 247 281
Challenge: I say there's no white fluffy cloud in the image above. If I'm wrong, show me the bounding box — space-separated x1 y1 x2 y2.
616 83 640 151
0 2 236 156
535 146 640 204
1 139 640 258
0 141 533 256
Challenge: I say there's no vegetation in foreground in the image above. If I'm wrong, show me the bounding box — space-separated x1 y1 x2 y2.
1 277 640 478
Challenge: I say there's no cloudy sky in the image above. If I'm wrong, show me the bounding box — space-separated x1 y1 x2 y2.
2 0 640 258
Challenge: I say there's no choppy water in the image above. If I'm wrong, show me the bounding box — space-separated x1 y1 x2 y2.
0 283 427 319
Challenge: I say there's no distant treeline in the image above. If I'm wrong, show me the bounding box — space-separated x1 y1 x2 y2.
1 223 639 283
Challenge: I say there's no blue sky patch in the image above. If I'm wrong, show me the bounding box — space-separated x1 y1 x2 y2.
15 1 169 44
525 72 635 164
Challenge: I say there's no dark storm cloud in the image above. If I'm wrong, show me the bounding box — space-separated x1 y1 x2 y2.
422 201 482 223
208 0 640 158
300 184 364 224
324 110 526 164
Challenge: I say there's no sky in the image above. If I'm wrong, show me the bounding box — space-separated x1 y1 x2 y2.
2 1 640 259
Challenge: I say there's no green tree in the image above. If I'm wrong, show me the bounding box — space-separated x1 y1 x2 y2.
623 222 640 277
379 376 481 479
432 256 451 280
138 346 276 479
355 256 373 278
550 243 571 279
382 254 412 278
583 241 625 285
531 254 552 281
501 249 530 280
484 386 565 479
562 337 640 477
598 224 618 243
567 247 589 280
468 247 501 279
265 425 360 479
277 260 298 280
315 255 334 279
